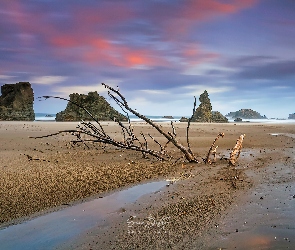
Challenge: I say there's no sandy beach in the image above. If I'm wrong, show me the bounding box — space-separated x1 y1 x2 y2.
0 120 295 249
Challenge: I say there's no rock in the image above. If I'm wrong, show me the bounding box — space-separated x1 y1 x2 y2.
55 91 127 121
162 115 174 119
192 90 212 122
234 117 243 122
190 90 228 123
211 111 228 123
226 109 267 119
288 113 295 119
0 82 35 121
179 117 189 122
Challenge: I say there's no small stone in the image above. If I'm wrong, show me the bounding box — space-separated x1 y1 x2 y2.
236 229 238 232
260 196 263 200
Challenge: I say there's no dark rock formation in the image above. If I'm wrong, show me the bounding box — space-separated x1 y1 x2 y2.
179 117 189 122
0 82 35 121
187 90 227 123
288 113 295 119
162 115 174 119
192 90 212 122
226 109 267 119
234 117 243 122
55 91 127 121
211 111 228 123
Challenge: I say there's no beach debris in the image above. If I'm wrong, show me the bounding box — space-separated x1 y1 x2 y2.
31 83 245 165
205 132 225 164
228 134 245 166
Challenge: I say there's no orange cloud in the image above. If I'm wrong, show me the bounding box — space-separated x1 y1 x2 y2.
83 41 168 69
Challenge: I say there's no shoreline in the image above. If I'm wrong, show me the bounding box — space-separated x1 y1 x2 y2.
1 121 294 248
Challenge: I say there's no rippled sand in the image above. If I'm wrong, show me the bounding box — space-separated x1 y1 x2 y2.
1 121 294 249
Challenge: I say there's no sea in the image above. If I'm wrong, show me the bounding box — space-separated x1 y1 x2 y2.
35 113 295 124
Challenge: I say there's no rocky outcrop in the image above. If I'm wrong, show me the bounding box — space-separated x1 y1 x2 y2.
162 116 174 119
211 111 228 123
55 91 127 121
288 113 295 119
234 117 243 122
226 109 267 119
192 90 212 122
179 117 189 122
0 82 35 121
185 90 228 123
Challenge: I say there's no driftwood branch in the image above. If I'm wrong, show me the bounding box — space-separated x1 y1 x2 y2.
32 83 200 162
32 83 245 165
102 83 198 163
205 132 225 164
186 96 197 155
229 134 245 166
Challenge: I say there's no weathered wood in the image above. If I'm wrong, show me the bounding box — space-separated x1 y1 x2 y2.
229 134 245 166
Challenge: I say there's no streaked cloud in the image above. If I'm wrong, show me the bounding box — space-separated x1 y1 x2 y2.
52 80 123 97
30 76 68 85
0 75 15 80
1 0 294 118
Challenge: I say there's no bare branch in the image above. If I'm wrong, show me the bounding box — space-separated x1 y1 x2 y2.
186 96 197 155
205 132 225 164
102 83 198 163
171 121 177 137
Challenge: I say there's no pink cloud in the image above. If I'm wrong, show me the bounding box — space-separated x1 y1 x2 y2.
1 1 258 70
83 39 169 68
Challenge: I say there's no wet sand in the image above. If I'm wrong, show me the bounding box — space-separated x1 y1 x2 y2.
0 121 294 249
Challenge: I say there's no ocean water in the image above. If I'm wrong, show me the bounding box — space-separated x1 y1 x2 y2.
34 113 183 122
35 113 56 121
34 113 295 124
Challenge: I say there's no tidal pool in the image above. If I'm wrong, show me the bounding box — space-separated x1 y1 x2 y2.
0 181 167 250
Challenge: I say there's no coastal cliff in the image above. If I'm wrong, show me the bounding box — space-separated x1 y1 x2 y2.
55 91 127 121
0 82 35 121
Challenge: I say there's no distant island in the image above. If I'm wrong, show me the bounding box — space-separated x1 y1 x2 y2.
226 109 267 119
288 113 295 119
162 116 174 119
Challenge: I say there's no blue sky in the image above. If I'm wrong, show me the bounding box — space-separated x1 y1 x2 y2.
0 0 294 118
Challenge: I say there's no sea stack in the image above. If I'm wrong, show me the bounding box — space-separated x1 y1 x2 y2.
0 82 35 121
55 91 127 121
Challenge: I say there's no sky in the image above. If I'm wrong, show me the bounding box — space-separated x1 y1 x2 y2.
0 0 294 118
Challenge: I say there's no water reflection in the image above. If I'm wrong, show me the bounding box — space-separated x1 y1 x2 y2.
0 181 167 250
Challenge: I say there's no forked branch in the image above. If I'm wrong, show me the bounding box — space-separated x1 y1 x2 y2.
205 132 225 164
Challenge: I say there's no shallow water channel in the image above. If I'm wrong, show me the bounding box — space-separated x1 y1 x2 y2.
0 181 167 250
